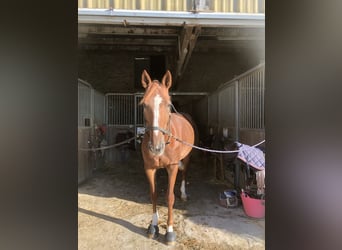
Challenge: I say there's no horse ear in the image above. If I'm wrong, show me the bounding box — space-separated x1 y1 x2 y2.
141 70 151 89
162 70 172 89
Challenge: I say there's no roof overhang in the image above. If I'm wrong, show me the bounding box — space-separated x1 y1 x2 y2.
78 9 265 83
78 9 265 28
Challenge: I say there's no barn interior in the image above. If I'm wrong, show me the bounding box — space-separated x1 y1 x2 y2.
78 4 265 248
78 5 265 184
79 10 263 125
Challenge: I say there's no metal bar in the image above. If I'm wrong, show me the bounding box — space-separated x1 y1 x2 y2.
105 94 108 124
78 78 93 88
251 74 255 128
259 70 262 128
207 64 265 134
262 68 264 128
244 76 247 129
247 74 250 129
214 63 265 92
245 77 249 127
235 80 239 141
257 70 260 128
107 95 110 124
254 73 256 129
122 95 124 124
90 88 94 127
121 95 125 125
244 77 247 129
117 95 120 125
110 95 113 124
103 93 106 125
247 76 250 129
238 79 242 129
251 74 254 128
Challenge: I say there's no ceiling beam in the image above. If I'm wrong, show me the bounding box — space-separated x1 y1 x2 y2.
175 25 201 78
79 37 177 46
78 44 176 52
78 24 180 37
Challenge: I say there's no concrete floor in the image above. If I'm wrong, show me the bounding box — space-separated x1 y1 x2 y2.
78 149 265 250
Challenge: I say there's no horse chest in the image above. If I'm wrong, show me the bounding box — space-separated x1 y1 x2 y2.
142 146 180 168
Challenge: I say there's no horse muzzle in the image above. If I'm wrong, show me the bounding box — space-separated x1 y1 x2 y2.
148 141 165 156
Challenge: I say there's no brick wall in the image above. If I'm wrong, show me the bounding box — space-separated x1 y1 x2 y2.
78 49 260 94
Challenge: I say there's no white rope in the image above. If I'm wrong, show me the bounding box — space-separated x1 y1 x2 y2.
78 132 265 155
174 136 265 154
78 137 136 152
251 140 266 148
168 105 265 154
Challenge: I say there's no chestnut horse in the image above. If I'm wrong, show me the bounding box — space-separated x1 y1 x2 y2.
140 70 194 245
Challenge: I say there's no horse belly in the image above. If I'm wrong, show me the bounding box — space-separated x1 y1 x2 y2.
168 117 194 162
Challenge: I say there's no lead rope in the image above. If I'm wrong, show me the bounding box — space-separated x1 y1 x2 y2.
79 133 265 154
169 103 265 153
171 134 265 154
79 136 137 152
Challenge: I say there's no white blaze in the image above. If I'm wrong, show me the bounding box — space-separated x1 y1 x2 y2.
153 94 162 136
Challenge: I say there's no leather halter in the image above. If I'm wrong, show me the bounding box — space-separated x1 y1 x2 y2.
144 112 172 145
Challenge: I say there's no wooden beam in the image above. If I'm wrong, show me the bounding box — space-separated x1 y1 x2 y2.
176 25 201 77
176 26 193 75
79 37 177 47
78 44 176 52
78 24 180 37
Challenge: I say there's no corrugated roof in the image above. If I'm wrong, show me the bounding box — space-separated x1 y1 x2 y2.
78 9 264 28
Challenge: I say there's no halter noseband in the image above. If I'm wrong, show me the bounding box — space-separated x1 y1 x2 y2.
144 126 171 136
144 112 172 145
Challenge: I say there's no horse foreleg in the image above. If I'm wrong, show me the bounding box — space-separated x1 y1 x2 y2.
145 168 159 239
165 164 178 245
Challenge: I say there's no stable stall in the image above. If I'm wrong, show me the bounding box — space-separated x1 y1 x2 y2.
78 79 105 184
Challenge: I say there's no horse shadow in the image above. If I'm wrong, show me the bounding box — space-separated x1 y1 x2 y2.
78 148 264 242
78 207 146 236
79 147 201 204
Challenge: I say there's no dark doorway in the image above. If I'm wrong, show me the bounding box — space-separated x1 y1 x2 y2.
134 55 166 90
134 57 150 90
150 55 166 81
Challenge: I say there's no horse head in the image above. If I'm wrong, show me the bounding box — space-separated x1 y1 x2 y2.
140 70 172 156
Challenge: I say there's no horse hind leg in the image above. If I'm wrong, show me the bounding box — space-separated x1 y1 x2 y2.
145 168 159 239
179 156 190 201
165 164 179 245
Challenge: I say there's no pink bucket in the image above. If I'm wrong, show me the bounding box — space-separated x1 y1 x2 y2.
240 191 265 218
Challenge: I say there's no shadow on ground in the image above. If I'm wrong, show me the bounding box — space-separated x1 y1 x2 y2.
78 149 265 249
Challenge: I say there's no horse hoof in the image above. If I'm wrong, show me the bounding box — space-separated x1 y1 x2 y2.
165 231 176 245
147 224 159 239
